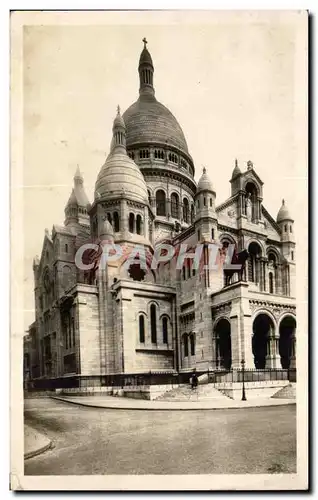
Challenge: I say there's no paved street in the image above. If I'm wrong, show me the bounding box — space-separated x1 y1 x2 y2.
24 398 296 475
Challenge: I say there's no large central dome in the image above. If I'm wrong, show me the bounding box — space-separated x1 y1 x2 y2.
122 40 190 158
123 94 189 154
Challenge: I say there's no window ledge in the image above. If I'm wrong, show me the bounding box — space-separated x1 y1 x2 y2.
136 346 174 353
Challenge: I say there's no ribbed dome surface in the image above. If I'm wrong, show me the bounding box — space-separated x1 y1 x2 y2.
123 95 189 154
277 200 293 222
95 151 148 203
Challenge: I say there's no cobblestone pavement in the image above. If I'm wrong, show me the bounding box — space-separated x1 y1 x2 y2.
24 398 296 476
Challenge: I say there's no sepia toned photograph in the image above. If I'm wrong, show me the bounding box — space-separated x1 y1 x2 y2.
10 9 308 491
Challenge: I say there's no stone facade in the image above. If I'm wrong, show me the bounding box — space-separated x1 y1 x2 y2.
25 41 296 389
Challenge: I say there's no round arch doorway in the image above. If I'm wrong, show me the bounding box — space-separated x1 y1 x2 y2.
214 319 232 370
252 313 275 369
279 315 296 369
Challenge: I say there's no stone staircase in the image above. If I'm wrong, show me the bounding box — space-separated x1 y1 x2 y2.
155 383 231 402
271 383 296 400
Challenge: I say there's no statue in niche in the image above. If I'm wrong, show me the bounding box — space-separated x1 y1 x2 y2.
245 192 252 221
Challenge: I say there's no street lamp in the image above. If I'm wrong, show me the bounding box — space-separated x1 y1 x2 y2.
241 359 247 401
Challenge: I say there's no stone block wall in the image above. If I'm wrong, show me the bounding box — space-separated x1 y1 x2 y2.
77 287 100 376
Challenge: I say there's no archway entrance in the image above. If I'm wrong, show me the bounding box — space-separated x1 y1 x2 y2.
279 315 296 369
214 319 232 370
252 314 274 369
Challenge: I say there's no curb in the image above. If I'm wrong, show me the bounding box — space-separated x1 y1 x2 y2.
24 431 53 460
50 395 296 412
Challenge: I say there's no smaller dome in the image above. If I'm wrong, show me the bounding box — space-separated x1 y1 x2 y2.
100 219 114 238
231 159 241 179
95 106 148 204
277 199 293 222
197 167 214 194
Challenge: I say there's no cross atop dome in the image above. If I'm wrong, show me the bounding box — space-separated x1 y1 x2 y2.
117 104 121 114
142 37 148 48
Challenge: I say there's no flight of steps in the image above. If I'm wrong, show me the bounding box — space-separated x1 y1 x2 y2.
155 383 231 401
271 383 296 400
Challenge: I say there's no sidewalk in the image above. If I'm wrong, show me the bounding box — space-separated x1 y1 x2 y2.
51 394 296 411
24 425 52 460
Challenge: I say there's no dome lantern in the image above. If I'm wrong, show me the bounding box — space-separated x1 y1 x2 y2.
111 105 126 153
139 38 155 97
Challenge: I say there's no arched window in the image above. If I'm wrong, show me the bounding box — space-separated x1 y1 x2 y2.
170 193 179 219
107 213 112 224
150 304 157 343
190 335 195 356
290 225 292 233
211 228 215 240
245 182 259 221
210 198 212 207
197 229 201 241
269 272 274 294
139 315 145 343
248 242 262 283
197 199 200 209
162 317 168 344
184 335 189 357
284 224 287 232
65 243 68 253
156 190 166 216
136 215 142 235
183 198 189 223
129 213 135 233
113 212 120 232
204 197 206 206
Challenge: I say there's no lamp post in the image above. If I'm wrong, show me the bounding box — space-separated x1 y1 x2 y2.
241 359 247 401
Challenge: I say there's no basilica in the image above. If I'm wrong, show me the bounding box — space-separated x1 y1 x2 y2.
24 41 296 391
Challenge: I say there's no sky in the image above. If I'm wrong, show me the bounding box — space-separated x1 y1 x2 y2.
21 11 307 330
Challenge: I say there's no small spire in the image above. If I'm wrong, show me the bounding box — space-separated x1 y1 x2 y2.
202 166 207 174
74 164 83 184
111 105 126 151
142 37 147 48
235 158 238 168
282 199 285 205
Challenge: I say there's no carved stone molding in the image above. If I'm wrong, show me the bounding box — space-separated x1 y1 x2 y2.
212 301 232 320
249 299 296 321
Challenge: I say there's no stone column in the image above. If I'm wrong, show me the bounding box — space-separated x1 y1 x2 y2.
120 199 129 239
289 329 296 369
231 290 254 369
265 324 281 368
215 334 221 369
211 333 217 370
